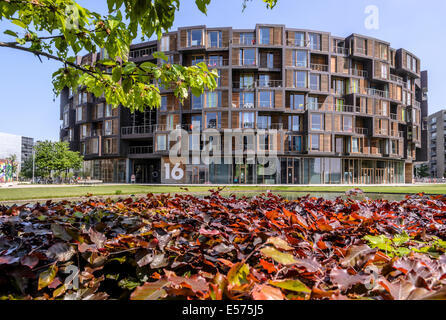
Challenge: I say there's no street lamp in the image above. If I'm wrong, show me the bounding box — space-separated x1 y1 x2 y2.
32 145 35 184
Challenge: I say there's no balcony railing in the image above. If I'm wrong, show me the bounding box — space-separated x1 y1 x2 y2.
233 80 283 89
351 69 368 78
355 127 368 135
256 80 283 88
390 113 398 120
129 146 153 155
237 59 257 66
121 125 154 136
390 74 404 84
354 47 367 55
334 104 355 113
232 38 256 46
332 46 349 55
367 88 389 99
310 63 328 72
286 39 310 47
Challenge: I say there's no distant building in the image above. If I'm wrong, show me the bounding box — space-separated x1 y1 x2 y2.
0 132 35 173
427 110 446 177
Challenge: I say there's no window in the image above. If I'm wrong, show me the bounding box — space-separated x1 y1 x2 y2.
352 137 359 153
205 91 221 108
381 64 388 79
80 124 88 138
206 113 219 129
307 96 318 110
240 48 256 65
349 79 359 94
310 74 320 91
157 135 167 151
293 71 307 88
160 36 169 51
191 115 202 130
192 94 203 110
311 114 323 131
288 136 302 152
257 115 271 129
240 92 255 108
104 138 115 154
310 134 320 151
76 106 83 121
288 115 301 131
240 32 255 45
258 134 273 151
104 120 113 136
208 55 223 67
259 27 270 45
293 50 307 67
357 38 367 55
290 94 304 110
259 91 274 108
343 116 353 132
335 99 344 112
382 101 388 116
160 96 168 111
380 44 388 60
78 91 87 105
63 112 69 127
332 78 345 95
240 112 255 128
91 138 99 154
192 55 204 66
309 33 321 50
105 104 113 117
240 74 254 88
295 32 305 47
258 74 270 87
208 31 222 48
96 103 104 118
188 29 203 46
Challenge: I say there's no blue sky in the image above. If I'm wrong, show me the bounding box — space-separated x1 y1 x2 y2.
0 0 444 141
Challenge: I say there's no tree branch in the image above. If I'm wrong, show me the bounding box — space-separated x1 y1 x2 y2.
0 41 99 79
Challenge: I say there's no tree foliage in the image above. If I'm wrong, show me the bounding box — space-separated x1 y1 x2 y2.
21 140 83 179
0 0 276 112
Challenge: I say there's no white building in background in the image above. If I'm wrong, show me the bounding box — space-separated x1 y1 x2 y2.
0 132 34 172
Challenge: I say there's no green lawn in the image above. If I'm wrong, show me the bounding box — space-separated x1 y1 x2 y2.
0 184 445 202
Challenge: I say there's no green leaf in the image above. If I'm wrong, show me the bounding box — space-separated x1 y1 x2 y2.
38 264 58 290
11 19 27 29
112 67 122 82
227 262 250 287
123 62 136 74
153 51 168 62
269 279 311 293
260 247 297 265
4 30 18 38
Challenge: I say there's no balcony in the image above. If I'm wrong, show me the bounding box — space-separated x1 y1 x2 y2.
233 80 283 89
332 46 349 55
367 88 389 99
129 146 154 155
390 74 405 84
310 63 328 72
121 125 154 136
232 37 256 46
334 104 355 113
351 69 368 78
286 38 310 48
355 127 368 135
390 113 398 120
256 80 283 88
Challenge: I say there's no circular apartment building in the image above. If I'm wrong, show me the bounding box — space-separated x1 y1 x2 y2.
60 24 427 185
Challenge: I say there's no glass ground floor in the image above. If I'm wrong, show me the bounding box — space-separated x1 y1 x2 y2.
82 157 407 185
